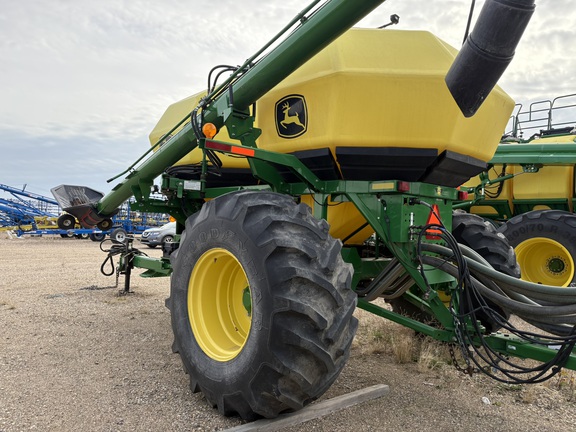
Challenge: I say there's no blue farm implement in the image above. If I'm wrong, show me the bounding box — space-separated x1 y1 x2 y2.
1 183 168 240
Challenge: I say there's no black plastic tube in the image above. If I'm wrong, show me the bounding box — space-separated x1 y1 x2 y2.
446 0 536 117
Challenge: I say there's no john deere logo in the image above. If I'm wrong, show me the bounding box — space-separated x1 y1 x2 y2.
275 95 307 139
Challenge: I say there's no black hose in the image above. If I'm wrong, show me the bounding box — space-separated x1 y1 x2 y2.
414 223 576 384
424 256 576 318
99 238 147 277
446 0 536 117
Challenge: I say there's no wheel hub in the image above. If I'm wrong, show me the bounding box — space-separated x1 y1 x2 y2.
188 248 252 361
546 256 566 275
515 237 574 287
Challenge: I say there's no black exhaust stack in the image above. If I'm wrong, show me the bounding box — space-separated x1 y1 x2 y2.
446 0 535 117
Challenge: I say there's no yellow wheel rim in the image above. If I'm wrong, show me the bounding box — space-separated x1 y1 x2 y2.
188 248 252 361
515 237 574 287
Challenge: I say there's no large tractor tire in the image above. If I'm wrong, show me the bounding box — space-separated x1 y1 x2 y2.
391 212 519 333
497 210 576 287
452 212 519 333
452 212 520 277
168 191 357 420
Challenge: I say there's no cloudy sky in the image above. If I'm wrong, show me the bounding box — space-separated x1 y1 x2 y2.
1 0 574 201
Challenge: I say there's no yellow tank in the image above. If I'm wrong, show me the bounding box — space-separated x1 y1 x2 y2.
464 134 576 217
149 28 515 244
149 92 250 171
463 164 514 217
256 29 514 187
512 134 576 211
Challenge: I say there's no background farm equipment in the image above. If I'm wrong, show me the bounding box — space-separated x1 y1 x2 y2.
459 94 576 287
49 0 576 422
0 198 54 230
0 183 169 240
0 183 61 233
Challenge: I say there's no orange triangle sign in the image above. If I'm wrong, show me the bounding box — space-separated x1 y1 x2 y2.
425 205 442 240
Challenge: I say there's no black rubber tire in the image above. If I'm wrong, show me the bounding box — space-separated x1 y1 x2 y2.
162 235 174 244
75 233 89 240
497 210 576 286
452 212 520 332
391 212 519 333
97 218 113 231
57 214 76 230
89 233 105 242
146 244 157 249
452 212 520 277
110 228 127 243
168 190 357 420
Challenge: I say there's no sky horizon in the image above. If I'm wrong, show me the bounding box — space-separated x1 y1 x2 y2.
1 0 575 202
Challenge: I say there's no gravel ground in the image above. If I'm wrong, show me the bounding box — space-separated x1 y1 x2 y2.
1 235 575 431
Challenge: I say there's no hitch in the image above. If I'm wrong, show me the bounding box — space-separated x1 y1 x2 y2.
100 236 146 294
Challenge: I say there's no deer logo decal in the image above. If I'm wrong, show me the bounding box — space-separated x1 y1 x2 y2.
275 95 307 138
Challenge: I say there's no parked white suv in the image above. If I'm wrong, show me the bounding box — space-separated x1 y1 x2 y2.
140 221 176 248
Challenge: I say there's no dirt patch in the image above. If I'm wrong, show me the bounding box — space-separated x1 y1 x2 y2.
0 236 574 431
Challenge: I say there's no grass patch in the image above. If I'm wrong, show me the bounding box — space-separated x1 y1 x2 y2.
354 300 451 367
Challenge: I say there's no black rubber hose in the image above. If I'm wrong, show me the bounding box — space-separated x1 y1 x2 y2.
422 256 576 318
521 318 575 337
460 253 576 297
445 0 536 117
421 242 576 304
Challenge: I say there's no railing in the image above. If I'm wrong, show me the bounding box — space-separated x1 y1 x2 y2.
505 93 576 139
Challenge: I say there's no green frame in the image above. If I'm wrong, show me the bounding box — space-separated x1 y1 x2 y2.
457 143 576 219
123 135 576 373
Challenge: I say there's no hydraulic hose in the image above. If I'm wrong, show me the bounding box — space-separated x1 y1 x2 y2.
423 256 576 318
420 241 576 337
522 318 574 337
461 255 576 298
422 255 576 339
419 233 575 383
422 242 576 301
465 258 576 299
